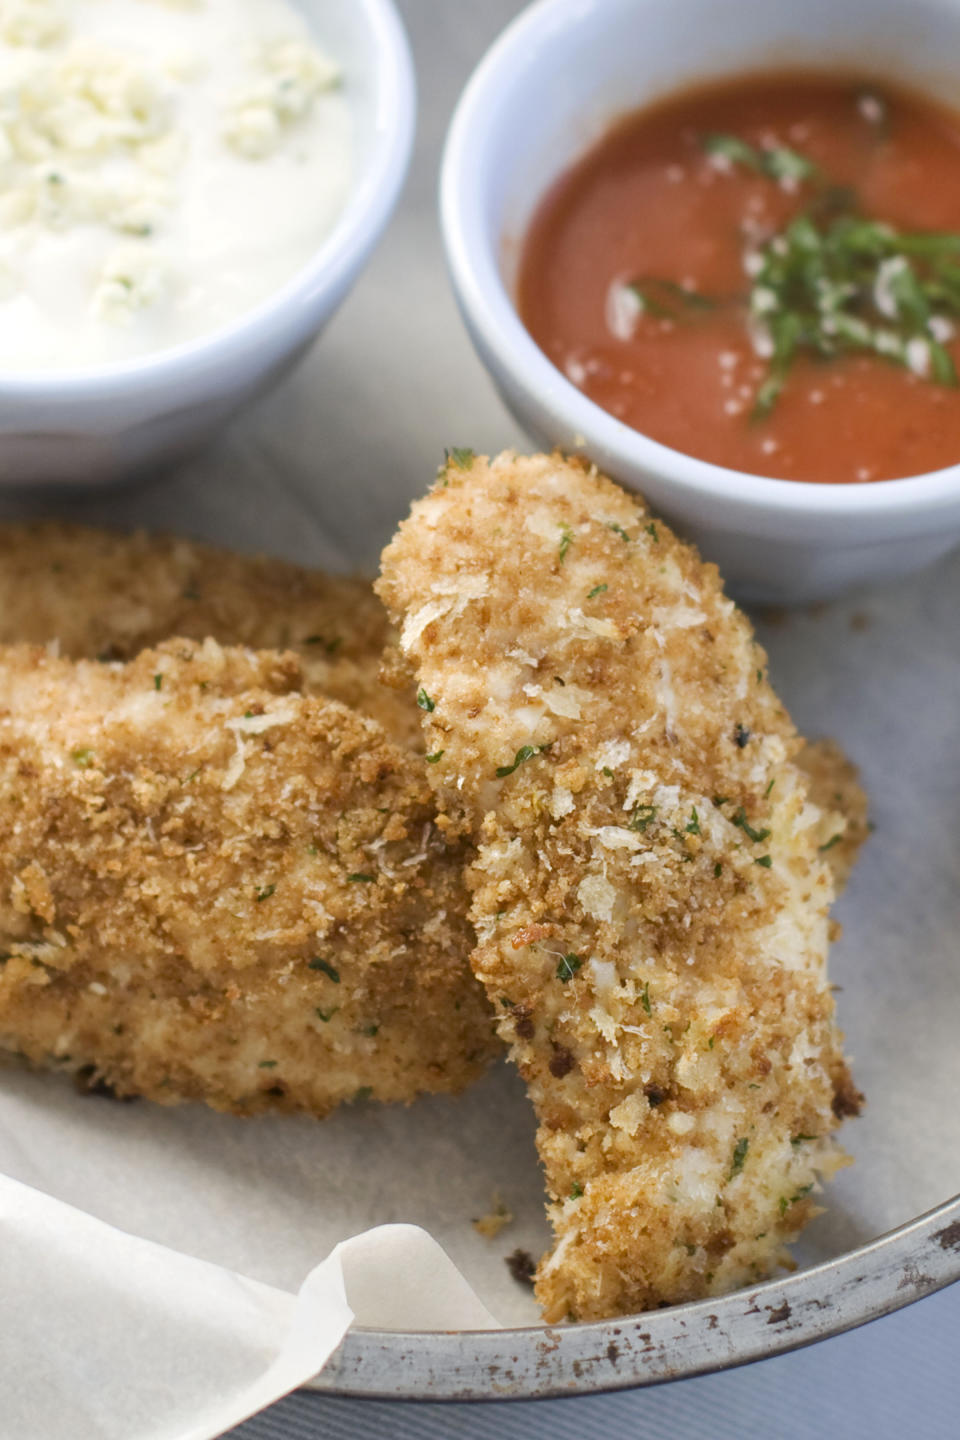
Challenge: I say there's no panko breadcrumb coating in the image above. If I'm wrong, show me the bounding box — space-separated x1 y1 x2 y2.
0 640 496 1114
797 739 870 894
378 450 862 1322
0 523 867 878
0 522 420 747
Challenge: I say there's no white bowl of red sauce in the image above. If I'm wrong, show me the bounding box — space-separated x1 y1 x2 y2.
441 0 960 602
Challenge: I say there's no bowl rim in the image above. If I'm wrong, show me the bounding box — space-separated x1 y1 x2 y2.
308 1189 960 1400
0 0 416 397
440 0 960 522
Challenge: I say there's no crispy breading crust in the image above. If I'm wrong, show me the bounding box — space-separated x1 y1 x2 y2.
798 739 870 893
378 451 861 1322
0 522 866 872
0 522 420 747
0 640 496 1114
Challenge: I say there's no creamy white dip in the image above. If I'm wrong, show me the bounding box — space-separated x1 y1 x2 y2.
0 0 353 370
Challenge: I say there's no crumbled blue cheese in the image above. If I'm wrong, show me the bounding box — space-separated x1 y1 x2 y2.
91 243 165 323
222 39 338 159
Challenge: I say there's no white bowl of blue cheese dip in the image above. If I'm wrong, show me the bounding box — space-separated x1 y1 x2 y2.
0 0 414 483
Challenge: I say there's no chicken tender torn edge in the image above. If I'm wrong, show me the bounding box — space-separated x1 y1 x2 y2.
0 639 497 1115
377 450 863 1323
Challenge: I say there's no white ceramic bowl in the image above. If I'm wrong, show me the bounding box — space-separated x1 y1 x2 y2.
441 0 960 602
0 0 415 487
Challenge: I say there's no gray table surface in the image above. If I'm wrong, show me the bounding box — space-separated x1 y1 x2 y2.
9 2 958 1434
229 1282 960 1440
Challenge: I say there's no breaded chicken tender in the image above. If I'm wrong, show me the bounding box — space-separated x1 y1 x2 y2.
0 525 867 877
378 451 862 1322
0 640 495 1114
0 522 419 747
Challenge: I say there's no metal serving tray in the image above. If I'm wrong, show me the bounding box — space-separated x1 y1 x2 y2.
312 1195 960 1399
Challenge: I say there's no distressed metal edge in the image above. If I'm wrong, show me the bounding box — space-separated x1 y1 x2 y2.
306 1192 960 1401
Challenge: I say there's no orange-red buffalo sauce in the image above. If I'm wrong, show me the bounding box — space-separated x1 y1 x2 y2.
517 75 960 483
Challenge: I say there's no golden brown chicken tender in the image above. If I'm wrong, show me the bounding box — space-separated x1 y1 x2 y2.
0 524 866 876
0 522 419 747
378 450 861 1322
0 640 496 1114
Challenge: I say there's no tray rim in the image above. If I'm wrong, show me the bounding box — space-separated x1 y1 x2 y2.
307 1189 960 1401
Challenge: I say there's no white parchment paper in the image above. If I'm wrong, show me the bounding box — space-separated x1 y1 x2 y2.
0 1 958 1433
0 1176 498 1440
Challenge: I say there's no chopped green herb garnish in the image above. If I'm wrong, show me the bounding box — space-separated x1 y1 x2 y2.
714 862 723 878
607 521 631 542
779 1182 814 1216
734 724 751 749
569 1181 584 1199
445 446 475 470
359 1024 379 1037
791 1133 818 1146
628 803 658 832
730 1136 750 1179
499 996 515 1008
425 751 445 764
258 1060 278 1069
748 210 960 414
704 133 820 185
72 748 93 768
764 778 776 798
633 133 960 416
558 522 574 563
315 1006 338 1022
755 854 773 868
496 743 548 778
348 872 375 883
628 278 717 320
556 953 583 983
417 688 436 712
645 522 659 542
731 807 771 843
153 674 163 691
588 583 608 599
819 833 842 852
255 884 276 902
602 766 614 778
309 958 340 982
685 807 701 835
641 981 652 1016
